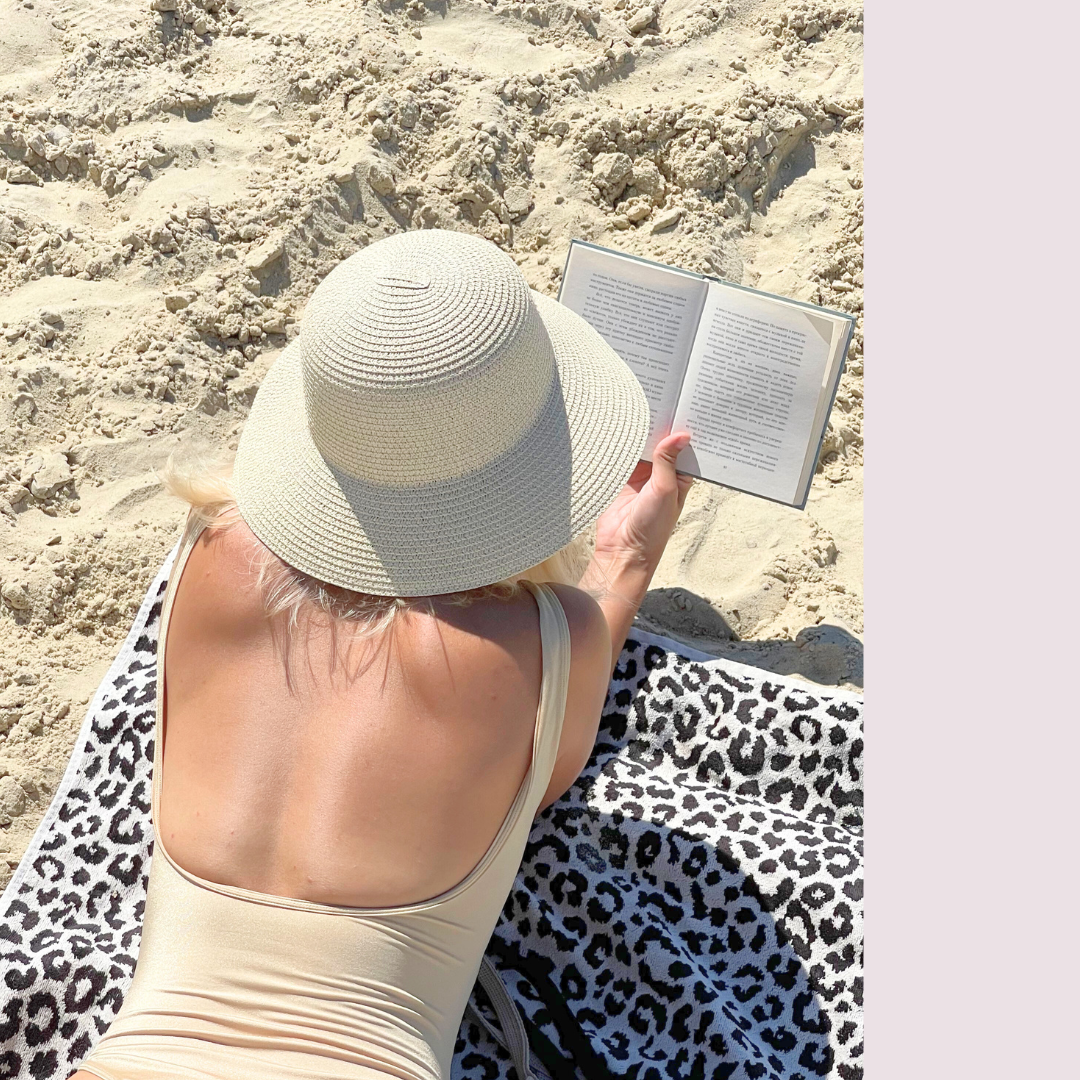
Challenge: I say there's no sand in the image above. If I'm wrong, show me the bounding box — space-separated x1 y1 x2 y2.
0 0 862 886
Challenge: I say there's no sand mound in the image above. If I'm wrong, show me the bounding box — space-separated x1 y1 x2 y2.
0 0 862 885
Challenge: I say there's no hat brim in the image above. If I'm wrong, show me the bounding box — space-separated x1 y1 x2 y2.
233 290 651 596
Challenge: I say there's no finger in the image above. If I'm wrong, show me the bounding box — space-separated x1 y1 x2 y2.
653 432 690 460
650 432 691 497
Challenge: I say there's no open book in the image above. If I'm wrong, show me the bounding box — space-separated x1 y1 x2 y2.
557 240 856 509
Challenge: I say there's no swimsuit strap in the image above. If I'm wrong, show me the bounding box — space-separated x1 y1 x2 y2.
151 513 207 831
518 580 573 814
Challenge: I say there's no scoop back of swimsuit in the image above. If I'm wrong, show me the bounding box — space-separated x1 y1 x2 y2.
75 519 572 1080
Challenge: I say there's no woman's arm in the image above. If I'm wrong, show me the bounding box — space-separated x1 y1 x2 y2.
583 557 660 678
581 431 695 675
536 432 694 812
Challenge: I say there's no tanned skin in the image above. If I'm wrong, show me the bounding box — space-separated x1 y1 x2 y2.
69 432 692 1080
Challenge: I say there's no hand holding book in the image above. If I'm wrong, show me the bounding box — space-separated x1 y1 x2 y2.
592 430 695 576
582 430 695 673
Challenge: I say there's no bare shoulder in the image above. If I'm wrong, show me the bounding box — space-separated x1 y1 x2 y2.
197 515 264 575
543 583 609 660
173 516 267 629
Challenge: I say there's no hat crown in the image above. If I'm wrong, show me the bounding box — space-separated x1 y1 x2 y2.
299 230 556 485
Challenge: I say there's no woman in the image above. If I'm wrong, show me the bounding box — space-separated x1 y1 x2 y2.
71 229 693 1080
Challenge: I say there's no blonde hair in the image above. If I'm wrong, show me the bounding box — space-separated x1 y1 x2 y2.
160 452 596 668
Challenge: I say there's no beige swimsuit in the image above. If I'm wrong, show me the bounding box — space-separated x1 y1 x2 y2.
76 521 572 1080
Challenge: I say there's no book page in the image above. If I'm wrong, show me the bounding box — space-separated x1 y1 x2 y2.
559 243 707 457
671 283 837 505
792 318 849 504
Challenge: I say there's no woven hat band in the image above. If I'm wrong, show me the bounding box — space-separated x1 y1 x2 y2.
302 300 557 485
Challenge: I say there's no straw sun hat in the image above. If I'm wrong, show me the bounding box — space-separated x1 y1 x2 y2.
233 228 650 597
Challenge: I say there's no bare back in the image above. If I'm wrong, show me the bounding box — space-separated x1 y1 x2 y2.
156 519 611 910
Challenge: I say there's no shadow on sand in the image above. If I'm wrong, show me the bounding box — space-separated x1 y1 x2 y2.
636 586 863 689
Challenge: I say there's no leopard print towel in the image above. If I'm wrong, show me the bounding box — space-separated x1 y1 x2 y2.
1 546 863 1080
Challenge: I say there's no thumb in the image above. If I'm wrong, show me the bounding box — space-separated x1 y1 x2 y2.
650 432 691 497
